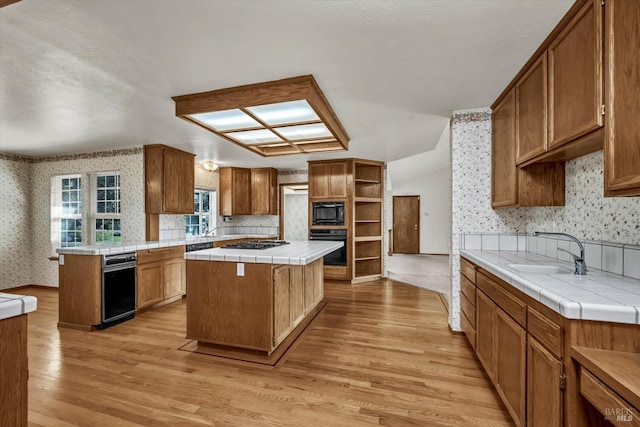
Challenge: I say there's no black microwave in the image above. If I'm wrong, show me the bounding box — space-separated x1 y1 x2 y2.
312 201 345 225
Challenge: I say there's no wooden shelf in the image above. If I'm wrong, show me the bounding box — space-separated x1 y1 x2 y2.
354 236 382 242
355 256 381 262
355 219 380 223
354 197 382 203
355 178 380 184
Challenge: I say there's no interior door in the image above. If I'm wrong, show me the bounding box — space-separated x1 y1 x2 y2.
392 196 419 254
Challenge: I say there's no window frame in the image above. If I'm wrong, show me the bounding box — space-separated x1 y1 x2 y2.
90 171 122 245
51 174 83 249
184 188 216 237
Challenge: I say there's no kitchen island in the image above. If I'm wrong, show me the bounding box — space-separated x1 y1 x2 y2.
184 240 343 360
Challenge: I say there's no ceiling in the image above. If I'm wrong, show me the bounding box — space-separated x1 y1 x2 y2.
0 0 573 169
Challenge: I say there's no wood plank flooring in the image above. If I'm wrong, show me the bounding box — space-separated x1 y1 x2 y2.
12 280 513 426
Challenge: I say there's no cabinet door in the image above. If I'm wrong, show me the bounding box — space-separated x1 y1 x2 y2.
548 0 603 149
232 168 251 215
604 0 640 196
289 266 305 326
309 163 329 198
163 150 194 214
528 337 563 427
304 262 315 313
516 54 548 164
163 259 184 299
273 266 291 347
327 162 348 198
476 290 496 381
495 308 527 427
312 259 324 306
251 168 277 215
137 262 164 309
492 89 518 208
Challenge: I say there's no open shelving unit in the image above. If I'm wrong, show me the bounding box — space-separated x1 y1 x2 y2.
352 160 383 283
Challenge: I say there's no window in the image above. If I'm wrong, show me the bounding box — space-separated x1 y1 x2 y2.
92 172 121 244
185 189 216 237
51 175 83 248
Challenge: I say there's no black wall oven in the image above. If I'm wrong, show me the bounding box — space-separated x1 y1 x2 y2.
309 229 347 266
101 252 136 329
312 201 345 226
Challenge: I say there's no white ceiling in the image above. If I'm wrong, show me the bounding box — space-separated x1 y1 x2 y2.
0 0 573 169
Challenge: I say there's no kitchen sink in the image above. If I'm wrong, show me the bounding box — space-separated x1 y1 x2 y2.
507 264 570 274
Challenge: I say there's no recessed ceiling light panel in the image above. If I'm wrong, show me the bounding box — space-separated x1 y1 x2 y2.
246 100 319 126
225 129 282 145
189 109 260 131
274 123 333 141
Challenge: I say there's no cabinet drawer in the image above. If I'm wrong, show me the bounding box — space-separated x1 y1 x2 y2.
461 311 476 351
461 293 476 328
137 245 185 264
528 307 563 358
580 368 640 427
460 274 476 305
477 272 526 327
460 257 476 283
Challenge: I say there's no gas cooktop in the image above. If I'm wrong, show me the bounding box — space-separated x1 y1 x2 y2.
222 240 290 250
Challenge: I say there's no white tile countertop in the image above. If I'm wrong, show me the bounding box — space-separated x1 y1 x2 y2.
461 250 640 325
0 293 37 321
55 234 277 256
185 240 344 266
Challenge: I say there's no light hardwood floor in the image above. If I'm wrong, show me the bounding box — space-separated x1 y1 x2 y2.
12 280 513 426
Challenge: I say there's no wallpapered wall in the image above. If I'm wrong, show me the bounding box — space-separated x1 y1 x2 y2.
283 193 308 241
0 157 33 289
0 148 146 288
449 108 640 330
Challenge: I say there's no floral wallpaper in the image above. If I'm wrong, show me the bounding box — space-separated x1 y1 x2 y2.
449 108 640 330
283 193 308 241
0 148 146 288
0 157 33 289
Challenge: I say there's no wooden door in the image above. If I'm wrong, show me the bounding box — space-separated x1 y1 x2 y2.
528 337 563 427
137 262 163 309
548 0 603 149
273 266 291 348
251 168 277 215
308 163 328 198
516 54 547 164
162 149 183 213
604 0 640 196
495 308 527 427
492 88 518 208
163 259 184 299
178 152 194 213
232 168 251 215
476 290 496 381
393 196 419 254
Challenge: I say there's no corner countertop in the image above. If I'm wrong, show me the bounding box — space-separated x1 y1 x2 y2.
0 293 37 321
185 240 343 266
460 250 640 325
55 234 278 256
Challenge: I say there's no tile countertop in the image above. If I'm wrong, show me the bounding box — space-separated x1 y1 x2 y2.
185 240 344 266
55 234 278 256
461 250 640 325
0 293 37 321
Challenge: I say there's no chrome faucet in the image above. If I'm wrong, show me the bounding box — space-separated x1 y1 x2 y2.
533 232 587 275
203 227 217 237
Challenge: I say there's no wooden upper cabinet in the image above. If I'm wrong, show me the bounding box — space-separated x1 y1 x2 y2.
492 89 518 208
251 168 278 215
604 0 640 197
308 161 348 199
516 54 548 164
145 145 195 214
548 0 603 149
219 167 251 215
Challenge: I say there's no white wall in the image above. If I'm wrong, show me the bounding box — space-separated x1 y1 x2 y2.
388 122 451 254
283 193 308 241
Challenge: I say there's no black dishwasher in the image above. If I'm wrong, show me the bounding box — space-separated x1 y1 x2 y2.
100 252 136 329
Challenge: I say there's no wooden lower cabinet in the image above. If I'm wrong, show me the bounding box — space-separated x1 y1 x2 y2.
136 246 186 310
290 266 305 327
476 290 497 381
495 308 527 427
273 266 292 347
0 314 28 427
528 337 563 427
